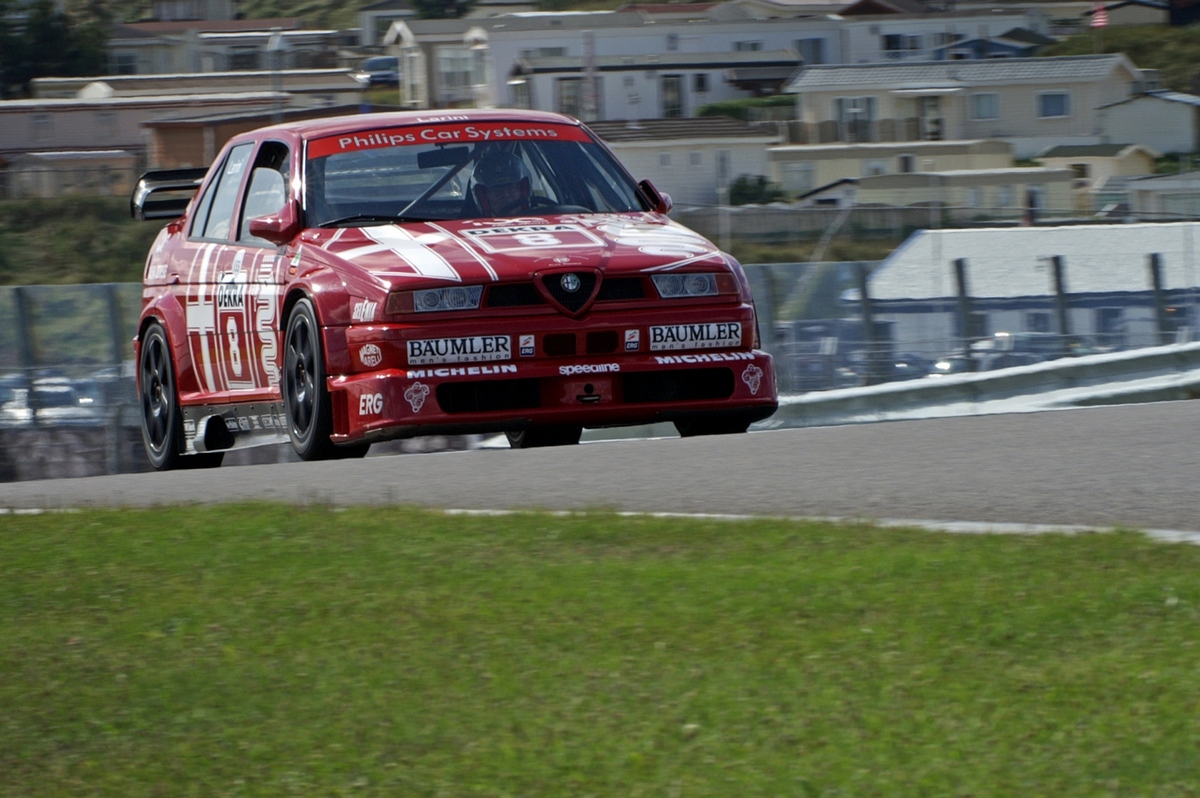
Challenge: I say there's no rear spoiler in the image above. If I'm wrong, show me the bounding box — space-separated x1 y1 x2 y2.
130 167 210 221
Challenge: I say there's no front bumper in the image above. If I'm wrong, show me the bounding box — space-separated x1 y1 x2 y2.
326 348 777 443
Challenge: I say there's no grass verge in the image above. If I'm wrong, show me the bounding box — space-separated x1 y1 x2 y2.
3 506 1200 796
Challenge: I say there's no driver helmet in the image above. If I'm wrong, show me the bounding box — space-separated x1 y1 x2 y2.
472 150 531 217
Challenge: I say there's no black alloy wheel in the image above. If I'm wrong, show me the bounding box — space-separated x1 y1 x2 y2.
283 298 369 461
139 322 223 470
506 425 584 449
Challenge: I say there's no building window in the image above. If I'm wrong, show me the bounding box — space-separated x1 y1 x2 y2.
882 33 922 57
1038 92 1070 118
661 74 683 118
112 52 138 75
966 187 982 208
863 159 886 177
1026 311 1052 333
659 152 671 168
1070 163 1090 179
781 162 814 193
734 41 762 52
438 47 480 96
898 154 915 173
689 151 702 167
623 75 634 88
519 47 566 58
693 73 709 93
997 185 1015 207
31 113 52 142
970 93 999 120
796 38 826 65
834 96 877 142
666 33 679 52
95 111 118 142
510 79 531 109
556 77 582 117
229 48 259 70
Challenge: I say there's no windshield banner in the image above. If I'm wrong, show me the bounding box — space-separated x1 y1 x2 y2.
310 122 592 158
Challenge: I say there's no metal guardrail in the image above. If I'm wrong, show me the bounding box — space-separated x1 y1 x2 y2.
3 274 1199 482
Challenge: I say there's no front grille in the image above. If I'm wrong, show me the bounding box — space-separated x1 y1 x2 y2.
486 283 543 308
622 368 735 403
585 330 618 354
437 378 541 414
541 272 597 314
596 277 645 301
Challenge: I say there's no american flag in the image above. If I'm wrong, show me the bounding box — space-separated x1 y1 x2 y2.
1091 1 1109 27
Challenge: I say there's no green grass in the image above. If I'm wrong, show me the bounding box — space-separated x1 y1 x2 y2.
3 505 1200 796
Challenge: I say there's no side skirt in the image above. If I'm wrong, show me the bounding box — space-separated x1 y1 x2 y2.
182 402 289 454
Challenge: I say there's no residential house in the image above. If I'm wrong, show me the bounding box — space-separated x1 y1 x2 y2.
588 116 780 205
800 166 1075 220
105 17 343 75
31 70 361 107
769 138 1013 196
1084 0 1170 26
784 54 1145 158
358 0 418 48
0 93 285 162
928 28 1056 60
1034 142 1159 211
142 104 401 168
1099 90 1200 155
856 222 1200 356
1126 171 1200 220
835 8 1047 64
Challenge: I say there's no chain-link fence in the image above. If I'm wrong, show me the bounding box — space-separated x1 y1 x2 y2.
3 251 1198 481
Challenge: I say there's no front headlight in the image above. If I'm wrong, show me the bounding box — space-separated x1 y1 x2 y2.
386 285 483 315
651 272 737 299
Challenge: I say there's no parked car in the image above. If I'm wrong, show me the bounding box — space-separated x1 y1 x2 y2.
351 56 400 88
131 109 777 469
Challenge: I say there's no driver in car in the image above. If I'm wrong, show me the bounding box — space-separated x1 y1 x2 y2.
471 149 532 217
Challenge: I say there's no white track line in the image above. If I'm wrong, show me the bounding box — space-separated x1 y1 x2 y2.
441 509 1200 545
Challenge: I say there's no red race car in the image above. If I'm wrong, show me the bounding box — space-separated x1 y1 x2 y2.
132 109 776 468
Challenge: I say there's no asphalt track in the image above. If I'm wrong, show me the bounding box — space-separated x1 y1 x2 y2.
1 401 1198 533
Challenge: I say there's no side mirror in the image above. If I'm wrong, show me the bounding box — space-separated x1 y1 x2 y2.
247 199 303 246
638 178 673 215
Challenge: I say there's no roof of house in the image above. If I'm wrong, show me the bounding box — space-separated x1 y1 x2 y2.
587 116 780 142
786 54 1133 92
617 2 720 13
1126 171 1200 190
839 0 928 14
869 223 1200 300
121 18 302 35
998 27 1057 46
1035 143 1151 158
1100 89 1200 110
514 48 800 75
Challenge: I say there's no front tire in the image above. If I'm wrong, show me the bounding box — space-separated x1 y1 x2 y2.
506 425 583 449
282 298 370 461
139 322 223 471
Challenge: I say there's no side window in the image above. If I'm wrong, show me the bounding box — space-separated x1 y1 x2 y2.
194 142 254 241
239 141 291 245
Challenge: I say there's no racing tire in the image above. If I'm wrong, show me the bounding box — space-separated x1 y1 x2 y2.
673 416 753 438
139 322 224 471
283 298 349 461
506 425 583 449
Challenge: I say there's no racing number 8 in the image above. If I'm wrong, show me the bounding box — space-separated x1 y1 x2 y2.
514 233 561 247
227 316 242 377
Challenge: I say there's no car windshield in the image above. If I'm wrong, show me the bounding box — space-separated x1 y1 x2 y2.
304 120 646 226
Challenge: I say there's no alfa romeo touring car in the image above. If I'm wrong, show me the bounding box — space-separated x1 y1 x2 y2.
132 109 777 469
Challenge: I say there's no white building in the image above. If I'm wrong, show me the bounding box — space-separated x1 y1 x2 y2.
589 116 780 205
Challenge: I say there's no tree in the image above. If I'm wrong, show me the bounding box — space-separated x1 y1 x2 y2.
0 0 112 96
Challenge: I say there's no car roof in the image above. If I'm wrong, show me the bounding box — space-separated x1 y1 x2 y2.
250 109 585 143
